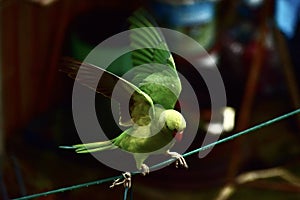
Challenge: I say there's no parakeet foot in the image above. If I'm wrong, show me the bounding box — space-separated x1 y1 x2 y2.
110 172 131 188
141 164 150 176
167 150 188 169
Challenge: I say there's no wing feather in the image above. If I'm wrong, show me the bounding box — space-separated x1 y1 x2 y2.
60 10 182 128
128 10 181 109
60 57 154 126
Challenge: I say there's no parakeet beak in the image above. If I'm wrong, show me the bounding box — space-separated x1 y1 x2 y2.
174 131 183 142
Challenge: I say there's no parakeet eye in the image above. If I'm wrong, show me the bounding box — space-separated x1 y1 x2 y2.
166 124 170 130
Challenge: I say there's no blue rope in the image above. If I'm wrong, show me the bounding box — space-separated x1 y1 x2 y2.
123 187 128 200
12 108 300 200
123 186 133 200
150 108 300 170
12 175 123 200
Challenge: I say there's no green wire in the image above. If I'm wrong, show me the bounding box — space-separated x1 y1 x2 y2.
13 108 300 200
13 175 122 200
151 108 300 170
185 108 300 157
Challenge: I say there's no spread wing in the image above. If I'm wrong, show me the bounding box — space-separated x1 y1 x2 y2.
60 57 154 126
128 10 182 110
60 10 181 127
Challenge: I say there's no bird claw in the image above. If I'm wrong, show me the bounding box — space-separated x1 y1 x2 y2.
167 151 188 169
141 164 150 176
110 172 131 188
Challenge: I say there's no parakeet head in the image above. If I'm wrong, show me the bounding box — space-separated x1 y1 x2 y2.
159 109 186 142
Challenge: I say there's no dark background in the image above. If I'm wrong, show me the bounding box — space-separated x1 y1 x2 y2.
1 0 300 199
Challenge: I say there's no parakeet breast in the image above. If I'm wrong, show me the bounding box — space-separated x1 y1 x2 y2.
112 123 175 154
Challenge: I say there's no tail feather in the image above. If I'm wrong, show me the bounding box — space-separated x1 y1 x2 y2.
60 141 117 153
76 146 115 153
59 145 76 149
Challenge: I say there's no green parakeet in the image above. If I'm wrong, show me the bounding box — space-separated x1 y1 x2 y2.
60 10 188 175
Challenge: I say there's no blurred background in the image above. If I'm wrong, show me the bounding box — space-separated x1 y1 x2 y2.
0 0 300 199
